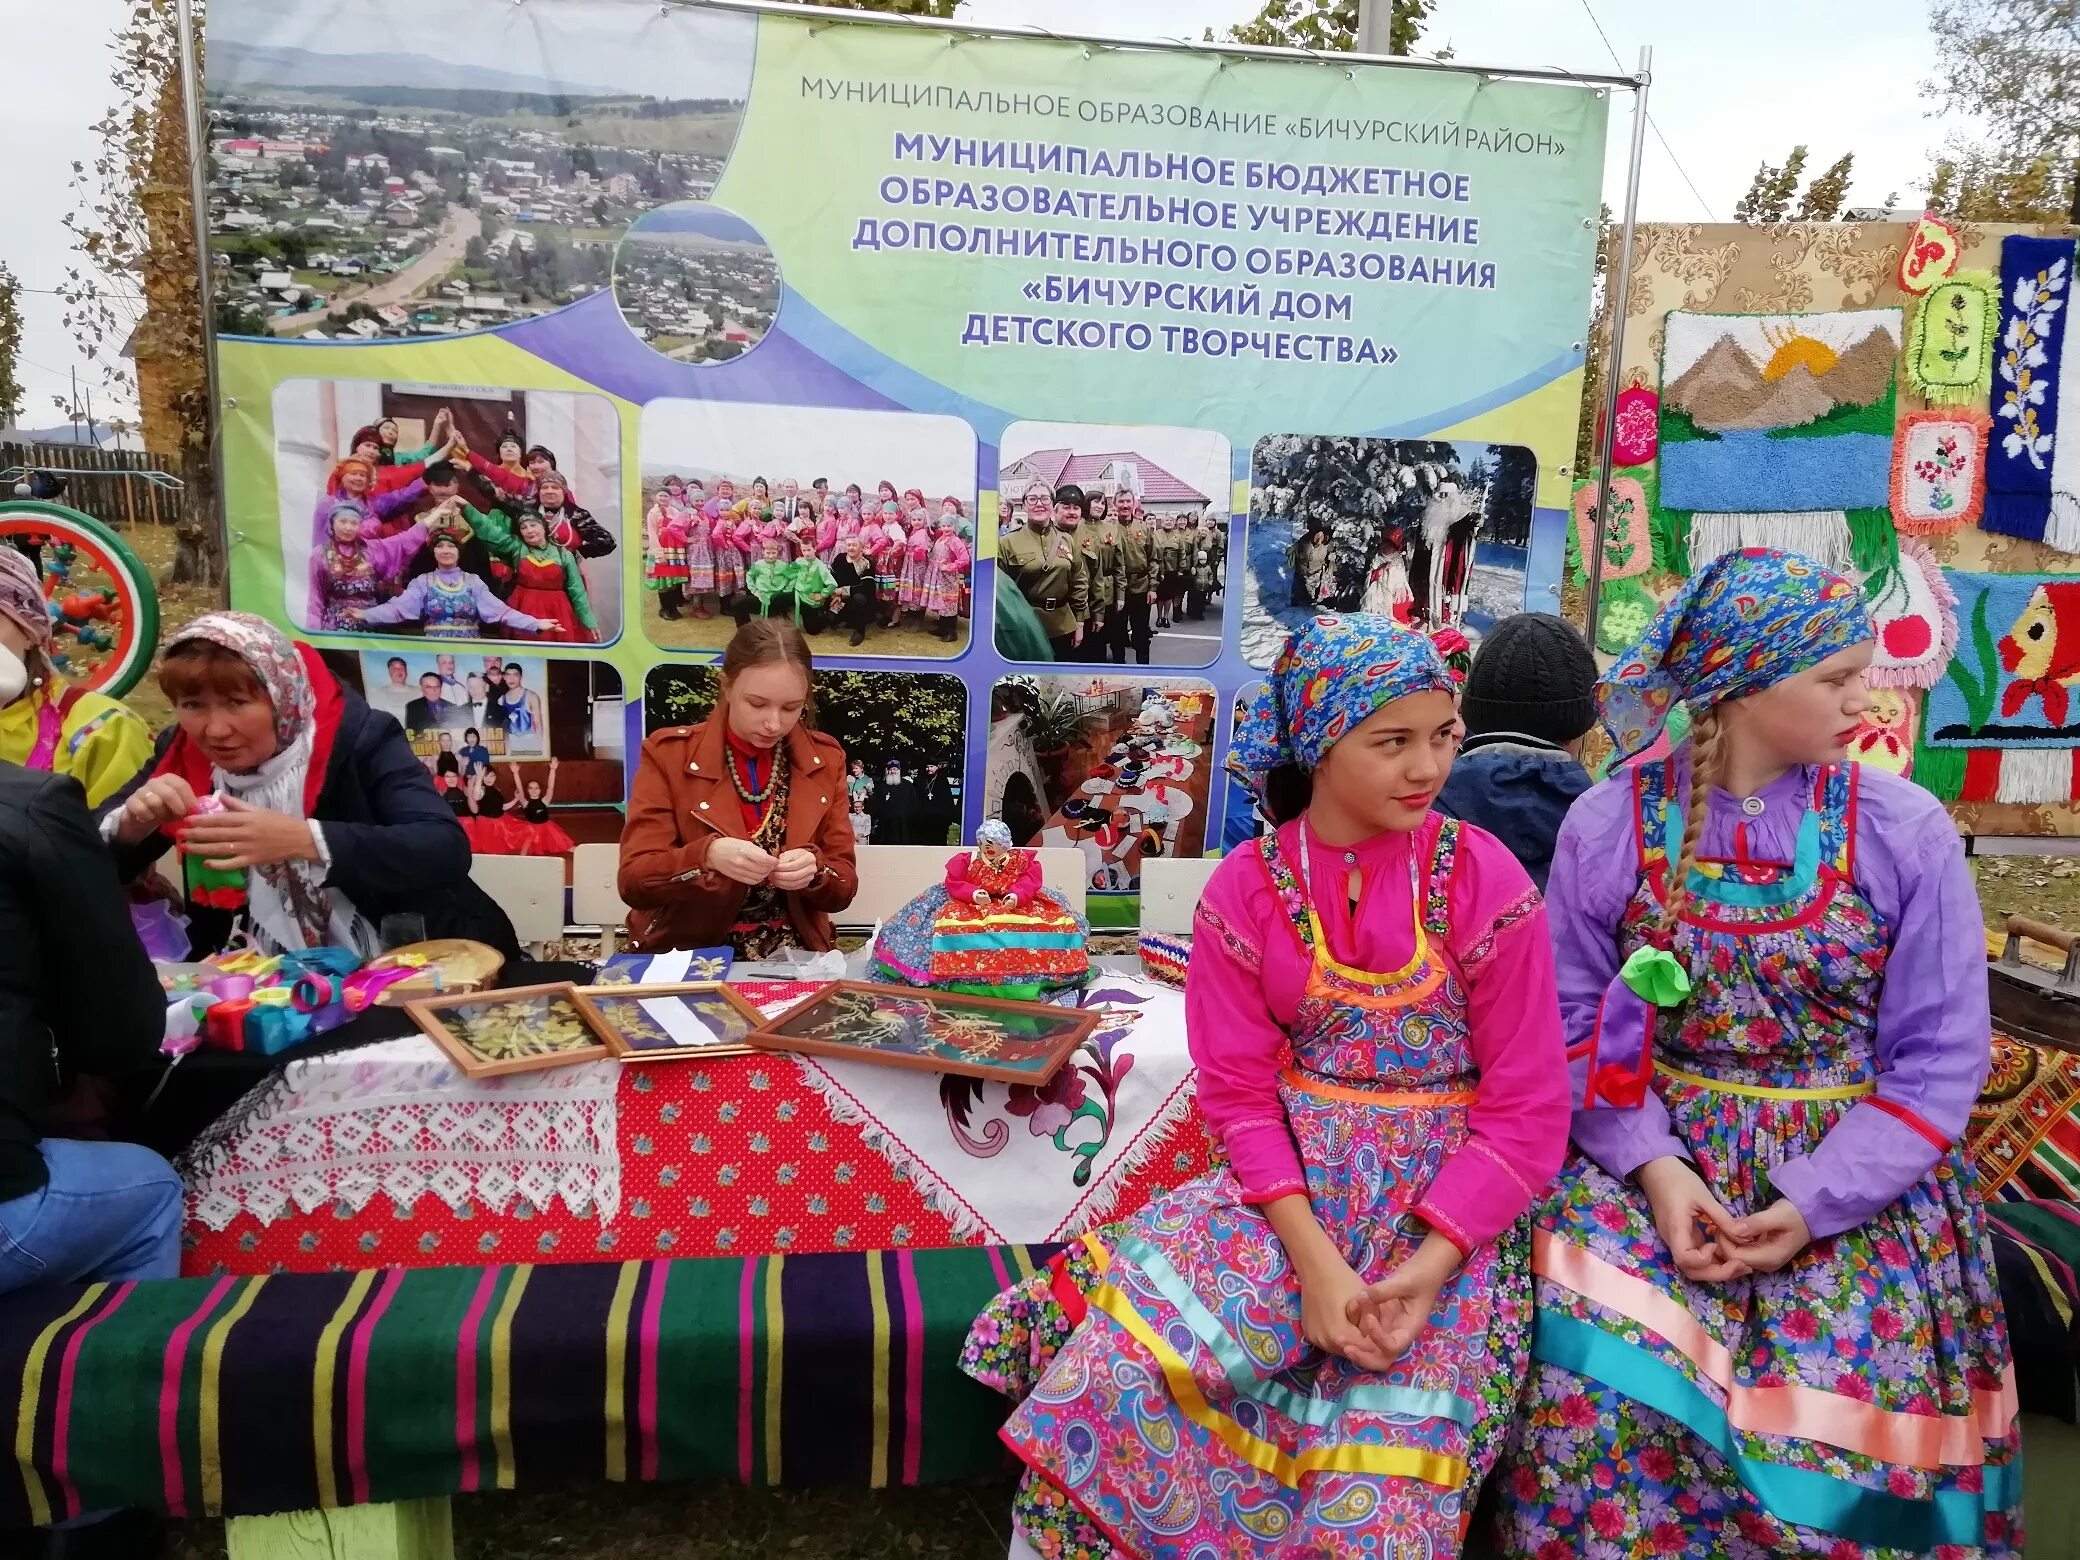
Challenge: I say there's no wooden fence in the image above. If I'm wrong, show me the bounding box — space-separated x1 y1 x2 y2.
0 440 208 530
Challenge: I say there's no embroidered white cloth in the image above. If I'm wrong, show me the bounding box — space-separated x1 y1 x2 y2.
778 975 1199 1244
183 1036 622 1231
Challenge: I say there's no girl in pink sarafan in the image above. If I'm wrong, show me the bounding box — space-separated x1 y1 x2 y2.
706 483 747 604
872 500 907 627
959 613 1569 1560
921 501 970 643
897 491 934 630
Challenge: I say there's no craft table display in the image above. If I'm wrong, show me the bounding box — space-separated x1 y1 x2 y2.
0 1241 1057 1527
180 977 1209 1274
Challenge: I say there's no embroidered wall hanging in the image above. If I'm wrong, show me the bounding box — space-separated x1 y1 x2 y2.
1569 474 1652 581
1658 309 1901 512
1611 374 1660 466
1848 687 1918 778
1865 538 1959 691
1985 235 2077 545
1899 213 1963 295
1906 271 2000 405
1891 408 1990 534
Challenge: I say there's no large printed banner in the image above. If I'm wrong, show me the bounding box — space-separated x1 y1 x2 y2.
205 0 1609 895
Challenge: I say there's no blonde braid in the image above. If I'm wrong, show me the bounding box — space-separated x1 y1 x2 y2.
1660 708 1723 943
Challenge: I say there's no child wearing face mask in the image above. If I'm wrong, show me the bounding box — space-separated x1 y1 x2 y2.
0 545 153 808
1491 549 2019 1558
962 614 1568 1560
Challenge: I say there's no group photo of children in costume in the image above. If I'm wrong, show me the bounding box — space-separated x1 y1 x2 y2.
275 382 624 645
965 548 2017 1560
637 400 976 659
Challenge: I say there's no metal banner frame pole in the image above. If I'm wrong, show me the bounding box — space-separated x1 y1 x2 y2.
1583 45 1654 644
175 0 228 566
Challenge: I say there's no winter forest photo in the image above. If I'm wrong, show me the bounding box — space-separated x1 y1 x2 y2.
1241 436 1537 668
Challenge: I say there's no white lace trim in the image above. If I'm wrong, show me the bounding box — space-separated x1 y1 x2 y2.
184 1036 622 1231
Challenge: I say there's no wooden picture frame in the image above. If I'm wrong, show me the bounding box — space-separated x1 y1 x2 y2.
747 981 1099 1085
569 982 767 1063
405 982 614 1077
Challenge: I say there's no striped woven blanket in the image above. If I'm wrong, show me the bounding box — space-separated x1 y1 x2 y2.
0 1244 1054 1524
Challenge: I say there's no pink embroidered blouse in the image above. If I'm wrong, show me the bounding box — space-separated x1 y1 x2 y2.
1187 814 1570 1253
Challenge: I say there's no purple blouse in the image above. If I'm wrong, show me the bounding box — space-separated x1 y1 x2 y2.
1549 761 1990 1239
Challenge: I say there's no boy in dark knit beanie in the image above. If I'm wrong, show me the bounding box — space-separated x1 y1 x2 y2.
1436 612 1596 890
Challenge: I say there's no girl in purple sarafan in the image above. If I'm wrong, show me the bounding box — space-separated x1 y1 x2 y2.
1491 547 2020 1558
961 613 1569 1559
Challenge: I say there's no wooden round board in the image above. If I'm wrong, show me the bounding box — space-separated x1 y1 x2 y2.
365 940 505 1004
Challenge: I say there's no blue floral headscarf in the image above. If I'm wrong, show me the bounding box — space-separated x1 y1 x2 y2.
1599 548 1873 762
1227 614 1456 807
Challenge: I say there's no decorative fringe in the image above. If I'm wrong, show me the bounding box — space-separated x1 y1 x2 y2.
1994 747 2077 803
1847 507 1900 578
1687 511 1854 575
1865 539 1960 692
1650 498 1691 575
2049 492 2080 555
1891 409 1990 535
1905 270 2000 405
1059 1081 1200 1236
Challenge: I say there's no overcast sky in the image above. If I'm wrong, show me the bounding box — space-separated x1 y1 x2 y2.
6 0 1962 426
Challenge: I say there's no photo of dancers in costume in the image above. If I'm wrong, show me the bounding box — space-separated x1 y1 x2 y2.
984 675 1213 892
1241 434 1536 669
962 613 1568 1558
1492 548 2018 1558
275 380 623 643
344 650 626 870
638 400 975 658
996 422 1232 667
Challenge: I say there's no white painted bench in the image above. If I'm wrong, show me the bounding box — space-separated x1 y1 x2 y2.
1138 856 1218 934
564 842 1089 945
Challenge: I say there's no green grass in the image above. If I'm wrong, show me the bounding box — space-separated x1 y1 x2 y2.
171 1477 1018 1559
1659 392 1897 445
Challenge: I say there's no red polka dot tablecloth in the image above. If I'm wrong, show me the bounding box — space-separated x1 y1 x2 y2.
182 979 1213 1275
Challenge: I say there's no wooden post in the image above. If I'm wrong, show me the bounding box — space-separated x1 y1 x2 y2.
224 1498 454 1560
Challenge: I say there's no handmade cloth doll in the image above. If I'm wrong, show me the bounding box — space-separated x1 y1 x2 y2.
869 820 1090 1000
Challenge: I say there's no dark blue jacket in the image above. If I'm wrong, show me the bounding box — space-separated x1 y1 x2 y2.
1436 735 1592 892
106 689 521 961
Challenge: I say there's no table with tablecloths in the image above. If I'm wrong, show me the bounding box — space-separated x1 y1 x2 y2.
178 973 1210 1275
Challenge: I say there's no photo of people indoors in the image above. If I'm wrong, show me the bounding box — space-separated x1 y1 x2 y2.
986 677 1212 892
994 423 1232 669
276 381 622 643
344 649 625 870
1242 434 1536 667
638 400 975 658
645 664 965 845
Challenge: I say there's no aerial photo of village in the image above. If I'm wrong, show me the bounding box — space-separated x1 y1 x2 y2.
611 203 779 362
204 0 756 342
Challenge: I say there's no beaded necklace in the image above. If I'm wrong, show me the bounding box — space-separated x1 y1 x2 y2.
727 739 789 837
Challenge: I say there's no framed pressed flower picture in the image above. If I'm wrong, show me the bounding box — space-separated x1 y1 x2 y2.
747 981 1099 1085
406 983 615 1078
570 982 766 1062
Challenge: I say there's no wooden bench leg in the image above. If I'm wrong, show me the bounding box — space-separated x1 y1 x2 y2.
225 1497 453 1560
